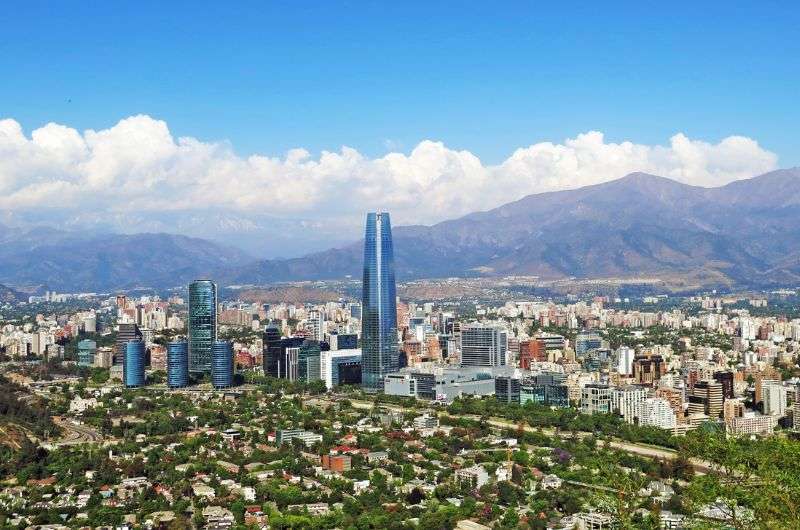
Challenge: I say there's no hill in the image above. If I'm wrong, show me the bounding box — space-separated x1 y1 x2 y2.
0 283 23 303
0 228 252 292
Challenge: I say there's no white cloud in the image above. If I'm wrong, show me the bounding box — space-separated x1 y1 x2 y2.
0 115 779 231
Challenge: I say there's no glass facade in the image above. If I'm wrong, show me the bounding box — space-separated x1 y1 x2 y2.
115 323 142 366
124 340 146 388
167 341 189 388
332 355 363 387
77 339 96 367
298 340 321 381
261 324 282 376
575 330 602 356
211 340 234 389
361 212 399 392
188 280 217 373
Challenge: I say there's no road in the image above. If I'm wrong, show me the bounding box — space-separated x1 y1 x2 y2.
320 396 712 471
50 416 102 446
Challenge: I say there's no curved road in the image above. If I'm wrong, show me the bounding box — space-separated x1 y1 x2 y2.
52 416 102 446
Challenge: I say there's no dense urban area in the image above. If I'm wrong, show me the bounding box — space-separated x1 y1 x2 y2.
2 285 800 529
1 216 800 530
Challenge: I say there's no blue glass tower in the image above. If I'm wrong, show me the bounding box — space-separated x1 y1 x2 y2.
188 280 217 373
211 340 234 389
124 340 146 388
167 341 189 388
361 212 399 392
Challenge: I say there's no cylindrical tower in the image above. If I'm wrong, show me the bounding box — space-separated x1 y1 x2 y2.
167 341 189 388
124 339 146 388
188 279 217 373
211 340 234 389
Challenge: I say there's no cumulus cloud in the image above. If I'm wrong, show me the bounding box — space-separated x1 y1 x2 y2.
0 115 779 230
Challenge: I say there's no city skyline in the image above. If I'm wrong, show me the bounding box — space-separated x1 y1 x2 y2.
3 3 800 527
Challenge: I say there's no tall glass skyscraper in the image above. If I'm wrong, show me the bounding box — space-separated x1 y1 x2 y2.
167 341 189 388
361 212 399 392
188 280 217 373
124 339 146 388
211 340 234 389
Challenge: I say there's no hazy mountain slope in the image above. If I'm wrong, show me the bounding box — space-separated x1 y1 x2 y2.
0 229 251 292
2 169 799 291
0 284 24 303
224 168 800 287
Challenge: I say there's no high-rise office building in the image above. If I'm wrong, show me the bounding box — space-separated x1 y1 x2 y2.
320 349 363 389
298 340 322 381
188 280 217 373
581 384 612 414
713 371 735 400
115 323 142 365
632 354 665 386
124 340 146 388
306 309 325 342
688 380 723 417
616 346 635 375
211 340 234 389
361 212 399 392
327 332 358 351
78 339 97 367
762 380 787 417
495 376 521 404
460 323 507 367
520 373 570 408
167 341 189 388
262 324 283 377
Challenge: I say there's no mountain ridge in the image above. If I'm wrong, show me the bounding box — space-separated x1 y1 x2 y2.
0 168 798 291
0 229 252 292
221 168 800 288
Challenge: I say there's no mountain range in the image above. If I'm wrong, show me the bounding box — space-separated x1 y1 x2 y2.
1 168 799 292
0 228 251 292
222 168 800 289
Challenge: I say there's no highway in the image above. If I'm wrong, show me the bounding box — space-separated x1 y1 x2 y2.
50 416 103 446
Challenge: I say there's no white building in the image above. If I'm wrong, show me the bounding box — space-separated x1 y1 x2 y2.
611 385 648 423
794 386 800 430
581 384 612 415
726 412 776 436
616 346 635 375
306 309 325 342
636 397 677 430
69 397 99 414
412 414 439 430
319 348 362 390
762 381 787 417
455 465 489 489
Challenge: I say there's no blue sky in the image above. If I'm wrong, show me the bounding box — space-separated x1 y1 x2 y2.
1 1 798 165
